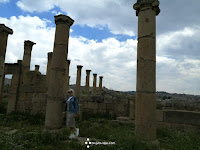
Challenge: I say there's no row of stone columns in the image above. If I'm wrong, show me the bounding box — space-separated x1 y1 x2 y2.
75 66 103 97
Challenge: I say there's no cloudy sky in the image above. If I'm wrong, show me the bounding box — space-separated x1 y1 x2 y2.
0 0 200 95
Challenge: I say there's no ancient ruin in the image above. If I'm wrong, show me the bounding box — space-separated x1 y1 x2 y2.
75 65 83 98
98 76 103 94
92 73 97 95
0 24 13 106
45 15 74 130
133 0 160 141
1 3 200 143
85 70 91 92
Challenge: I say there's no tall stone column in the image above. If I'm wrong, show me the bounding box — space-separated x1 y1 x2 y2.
98 76 103 94
46 52 53 87
0 24 13 105
22 40 36 84
75 65 83 98
45 14 74 130
85 70 91 92
92 73 97 95
133 0 160 141
65 59 70 95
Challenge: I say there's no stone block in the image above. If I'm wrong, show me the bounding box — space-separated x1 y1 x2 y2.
156 110 163 122
138 9 156 38
135 92 157 141
138 38 155 60
137 60 156 92
171 123 199 133
156 122 172 129
163 110 200 126
20 84 35 93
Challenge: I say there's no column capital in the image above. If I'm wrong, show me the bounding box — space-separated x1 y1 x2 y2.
24 40 36 49
93 73 97 76
54 14 74 26
133 0 160 16
77 65 83 69
48 52 53 59
86 70 91 73
99 76 103 79
67 59 71 64
0 24 13 34
35 65 40 71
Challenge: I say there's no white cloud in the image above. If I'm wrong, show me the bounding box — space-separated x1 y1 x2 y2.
16 0 136 36
0 0 9 3
15 0 200 37
1 15 55 74
1 15 200 95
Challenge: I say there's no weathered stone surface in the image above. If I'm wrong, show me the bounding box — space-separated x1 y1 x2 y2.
85 70 91 92
64 59 70 95
22 40 35 77
7 73 20 114
137 60 156 92
171 123 199 133
45 14 74 130
156 110 163 122
135 92 157 141
47 52 53 87
98 76 103 94
137 38 155 60
156 122 172 129
0 24 13 105
92 73 97 95
134 0 159 141
32 93 47 115
75 65 83 98
163 110 200 126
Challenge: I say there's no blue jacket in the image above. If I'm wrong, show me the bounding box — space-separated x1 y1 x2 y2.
64 96 78 114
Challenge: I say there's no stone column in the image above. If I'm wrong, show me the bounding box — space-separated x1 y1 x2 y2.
0 24 13 105
133 0 160 141
85 70 91 92
22 40 35 72
35 65 40 72
98 76 103 94
45 14 74 130
46 52 53 87
22 40 36 84
92 73 97 95
75 65 83 98
65 59 70 95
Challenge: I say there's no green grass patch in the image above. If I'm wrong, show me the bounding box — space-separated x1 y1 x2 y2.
0 112 200 149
